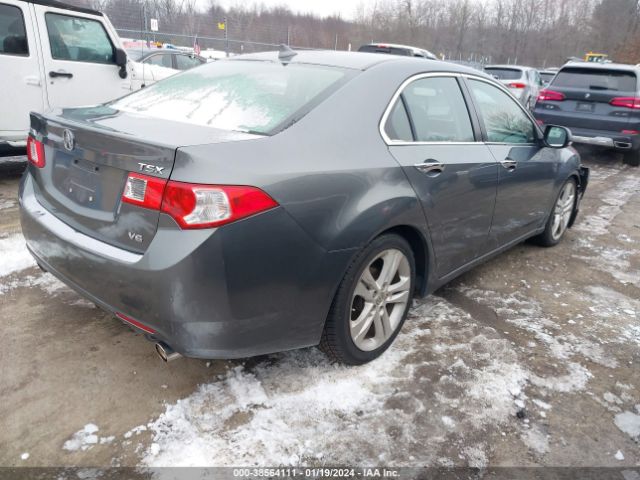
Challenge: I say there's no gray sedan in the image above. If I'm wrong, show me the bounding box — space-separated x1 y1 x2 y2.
20 50 588 365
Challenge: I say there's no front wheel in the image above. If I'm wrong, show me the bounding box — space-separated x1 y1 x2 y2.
319 234 415 365
532 178 577 247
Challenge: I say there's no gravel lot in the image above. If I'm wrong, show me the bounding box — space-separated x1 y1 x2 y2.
1 148 639 470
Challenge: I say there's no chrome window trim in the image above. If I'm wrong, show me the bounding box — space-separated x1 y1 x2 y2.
379 71 542 147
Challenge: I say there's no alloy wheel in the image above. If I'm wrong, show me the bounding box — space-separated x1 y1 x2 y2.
551 181 576 241
349 249 412 352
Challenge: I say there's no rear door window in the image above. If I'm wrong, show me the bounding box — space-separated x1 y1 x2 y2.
145 52 173 68
0 3 28 56
45 13 114 64
175 54 202 70
400 76 475 142
468 79 536 144
485 68 522 81
552 68 637 92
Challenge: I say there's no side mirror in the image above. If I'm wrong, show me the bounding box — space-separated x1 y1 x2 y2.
115 48 128 79
544 125 572 148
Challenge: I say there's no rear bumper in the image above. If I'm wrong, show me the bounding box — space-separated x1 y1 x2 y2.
535 115 640 151
19 172 348 359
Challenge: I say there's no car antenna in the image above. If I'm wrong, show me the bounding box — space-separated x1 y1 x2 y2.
278 44 297 62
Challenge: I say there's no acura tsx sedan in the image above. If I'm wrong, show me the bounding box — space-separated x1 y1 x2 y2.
19 49 589 365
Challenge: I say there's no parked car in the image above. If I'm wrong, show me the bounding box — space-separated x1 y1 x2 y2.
127 47 205 89
534 61 640 166
20 51 588 365
358 43 437 60
484 65 543 109
0 0 129 147
539 69 558 87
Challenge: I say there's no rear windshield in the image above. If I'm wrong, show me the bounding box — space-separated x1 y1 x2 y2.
484 68 523 80
358 45 412 56
540 72 555 81
552 68 637 92
110 60 351 135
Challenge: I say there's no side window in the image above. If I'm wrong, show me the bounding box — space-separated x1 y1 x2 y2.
175 54 201 70
468 79 536 144
45 13 114 64
145 53 173 69
384 99 413 142
0 3 28 56
402 77 474 142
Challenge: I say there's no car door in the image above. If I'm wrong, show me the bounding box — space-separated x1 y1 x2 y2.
0 0 43 141
32 4 129 109
384 74 499 278
465 77 556 248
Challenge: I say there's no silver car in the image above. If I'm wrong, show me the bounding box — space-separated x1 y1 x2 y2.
485 65 544 109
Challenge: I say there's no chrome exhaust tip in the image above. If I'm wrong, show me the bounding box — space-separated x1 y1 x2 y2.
155 342 181 362
614 141 632 149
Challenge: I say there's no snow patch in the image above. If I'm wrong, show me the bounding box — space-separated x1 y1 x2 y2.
614 411 640 440
0 234 36 277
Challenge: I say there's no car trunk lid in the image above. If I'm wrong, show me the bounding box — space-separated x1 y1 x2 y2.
30 106 261 254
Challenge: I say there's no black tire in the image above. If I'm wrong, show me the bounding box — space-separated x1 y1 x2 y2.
319 234 416 365
532 178 577 248
623 149 640 167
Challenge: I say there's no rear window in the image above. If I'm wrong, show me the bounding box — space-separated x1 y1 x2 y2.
540 72 555 81
111 61 351 135
552 68 637 92
358 45 412 56
485 68 523 80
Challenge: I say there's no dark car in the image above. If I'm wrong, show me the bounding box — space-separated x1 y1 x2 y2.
126 47 206 71
534 61 640 166
20 51 588 365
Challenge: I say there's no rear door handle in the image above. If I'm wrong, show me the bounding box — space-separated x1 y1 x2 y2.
414 160 445 175
49 70 73 79
500 158 517 171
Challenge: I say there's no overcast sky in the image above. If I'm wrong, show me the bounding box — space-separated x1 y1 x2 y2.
217 0 364 19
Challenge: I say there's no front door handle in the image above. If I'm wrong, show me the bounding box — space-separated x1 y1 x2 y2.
500 158 517 171
49 70 73 79
414 160 445 175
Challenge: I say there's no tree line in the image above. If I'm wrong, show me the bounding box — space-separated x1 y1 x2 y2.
76 0 640 67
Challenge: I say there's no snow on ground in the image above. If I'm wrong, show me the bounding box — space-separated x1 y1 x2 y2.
614 411 640 441
0 233 36 277
142 298 528 468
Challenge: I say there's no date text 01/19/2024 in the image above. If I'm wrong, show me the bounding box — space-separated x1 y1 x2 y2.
232 468 400 478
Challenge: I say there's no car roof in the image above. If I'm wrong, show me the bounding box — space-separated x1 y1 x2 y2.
562 61 640 72
19 0 102 16
231 50 483 75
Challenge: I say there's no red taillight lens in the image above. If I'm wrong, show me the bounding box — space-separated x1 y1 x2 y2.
27 136 45 168
160 182 278 229
121 173 167 210
508 82 526 89
622 129 640 135
120 174 278 229
610 97 640 109
537 89 566 102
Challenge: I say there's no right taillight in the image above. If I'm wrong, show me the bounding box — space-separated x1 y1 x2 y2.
610 97 640 109
160 182 278 229
27 136 45 168
120 173 278 229
537 89 566 102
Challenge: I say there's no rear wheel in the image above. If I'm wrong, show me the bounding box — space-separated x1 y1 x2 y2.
320 234 415 365
533 178 577 247
623 149 640 167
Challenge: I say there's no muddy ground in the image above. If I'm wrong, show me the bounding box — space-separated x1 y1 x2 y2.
1 148 639 471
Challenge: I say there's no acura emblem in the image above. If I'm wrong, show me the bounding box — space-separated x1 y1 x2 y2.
63 129 75 151
585 93 591 99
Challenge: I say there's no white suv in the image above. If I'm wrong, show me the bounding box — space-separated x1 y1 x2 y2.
484 65 544 110
0 0 131 147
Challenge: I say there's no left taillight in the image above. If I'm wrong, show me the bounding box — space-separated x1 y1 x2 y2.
120 173 279 229
27 136 45 168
